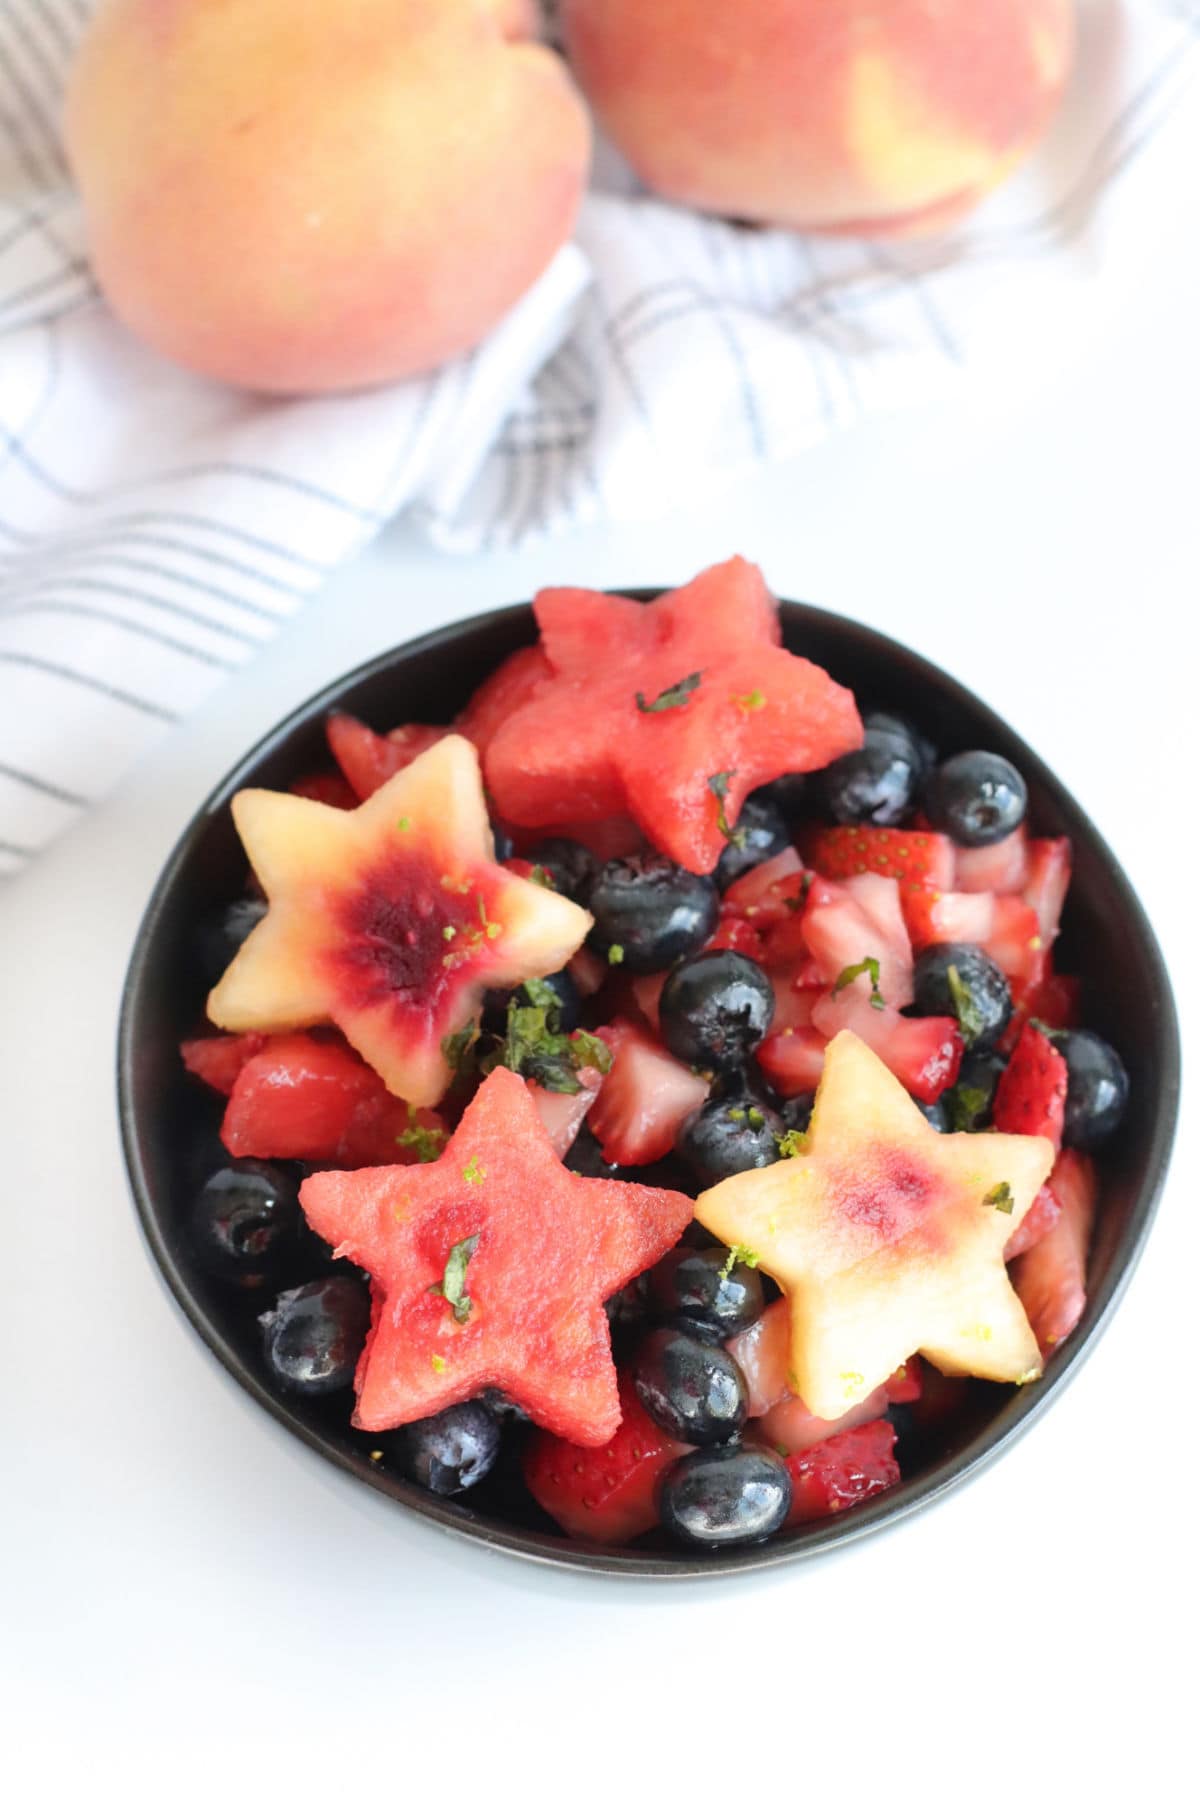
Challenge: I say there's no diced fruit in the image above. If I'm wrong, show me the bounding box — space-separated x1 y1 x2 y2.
925 752 1027 848
810 988 963 1103
289 770 358 809
1007 970 1081 1043
769 972 818 1033
706 914 767 959
1012 1150 1097 1353
523 1373 690 1545
206 735 592 1107
453 644 554 752
219 1031 443 1168
982 897 1044 987
527 1064 603 1158
902 888 996 951
1023 837 1072 945
484 559 863 874
910 943 1012 1052
992 1023 1068 1149
761 1382 889 1457
800 873 912 1006
589 1020 710 1165
695 1032 1053 1420
720 846 804 923
883 1360 923 1405
1004 1182 1062 1261
299 1068 693 1443
326 714 451 801
756 1027 827 1097
727 1296 791 1416
955 825 1030 895
567 946 607 996
181 1031 268 1096
628 970 668 1033
785 1420 901 1526
806 826 955 890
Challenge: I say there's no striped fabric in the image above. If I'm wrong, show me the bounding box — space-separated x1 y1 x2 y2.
1 0 1197 875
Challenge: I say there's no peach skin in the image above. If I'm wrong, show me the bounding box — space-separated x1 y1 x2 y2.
65 0 591 392
561 0 1074 237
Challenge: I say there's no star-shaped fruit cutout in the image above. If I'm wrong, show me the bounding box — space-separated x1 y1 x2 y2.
483 557 863 874
695 1031 1055 1421
299 1067 695 1444
207 735 591 1107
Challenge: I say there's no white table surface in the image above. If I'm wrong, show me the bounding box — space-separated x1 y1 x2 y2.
5 245 1196 1792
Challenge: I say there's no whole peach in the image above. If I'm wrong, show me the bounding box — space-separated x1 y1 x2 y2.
65 0 591 392
561 0 1074 236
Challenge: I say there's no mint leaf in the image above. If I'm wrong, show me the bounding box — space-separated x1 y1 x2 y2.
636 671 702 713
833 955 886 1011
396 1107 447 1163
947 962 985 1047
430 1233 480 1323
719 1244 761 1280
708 770 748 848
983 1182 1014 1215
945 1085 989 1133
776 1128 808 1158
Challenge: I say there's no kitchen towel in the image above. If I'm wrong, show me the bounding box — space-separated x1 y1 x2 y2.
1 0 1198 876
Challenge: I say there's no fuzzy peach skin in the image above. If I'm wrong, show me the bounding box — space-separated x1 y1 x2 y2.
561 0 1074 237
64 0 591 392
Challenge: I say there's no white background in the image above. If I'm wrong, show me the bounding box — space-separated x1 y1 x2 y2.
3 243 1197 1793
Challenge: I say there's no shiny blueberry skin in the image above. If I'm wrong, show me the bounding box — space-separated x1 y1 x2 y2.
649 1245 765 1344
944 1048 1008 1130
779 1092 814 1136
818 721 922 826
659 950 776 1069
863 709 937 778
714 793 792 891
924 750 1027 847
524 836 600 906
258 1276 370 1397
588 853 719 974
1053 1028 1130 1149
634 1328 748 1446
659 1445 791 1549
677 1089 784 1184
191 1160 300 1287
482 967 582 1037
195 894 267 986
396 1402 503 1495
911 942 1012 1051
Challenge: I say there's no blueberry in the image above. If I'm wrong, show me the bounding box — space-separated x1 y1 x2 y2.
659 1445 791 1549
605 1271 652 1339
649 1245 765 1343
588 853 719 974
863 710 937 778
779 1092 814 1136
258 1276 370 1397
395 1402 503 1495
754 773 812 824
565 1127 633 1180
634 1328 748 1445
482 967 582 1037
943 1048 1008 1131
490 822 515 863
925 750 1027 848
480 1390 531 1425
714 794 791 891
659 950 775 1069
915 1097 948 1131
191 1160 300 1287
1054 1029 1130 1149
911 943 1012 1052
195 895 267 986
524 837 600 906
818 722 922 826
677 1089 784 1184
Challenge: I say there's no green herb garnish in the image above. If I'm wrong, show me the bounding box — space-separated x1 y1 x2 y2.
636 671 702 713
734 689 765 712
430 1353 447 1374
946 962 985 1048
708 770 748 848
441 1023 480 1076
607 944 625 966
396 1107 448 1164
945 1085 989 1133
488 981 614 1095
776 1128 808 1158
833 955 886 1011
527 864 555 889
430 1233 480 1324
719 1244 761 1280
983 1182 1014 1215
396 816 412 832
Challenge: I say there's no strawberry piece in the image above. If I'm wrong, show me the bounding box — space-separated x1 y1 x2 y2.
785 1420 900 1526
628 971 668 1034
707 914 767 959
527 1064 604 1159
769 972 818 1033
522 1373 689 1545
1004 1181 1062 1260
883 1360 923 1404
727 1297 791 1416
289 770 358 810
181 1031 268 1096
756 1026 828 1097
1005 969 1082 1050
454 645 554 752
983 896 1044 986
721 847 805 924
902 888 996 951
589 1020 709 1165
954 825 1030 895
1023 837 1072 945
761 1383 889 1457
326 714 451 801
992 1023 1068 1148
811 987 963 1102
800 873 912 1006
806 826 955 890
567 947 607 997
1012 1150 1097 1353
220 1032 443 1167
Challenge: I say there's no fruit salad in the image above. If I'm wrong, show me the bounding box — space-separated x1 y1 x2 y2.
178 558 1129 1555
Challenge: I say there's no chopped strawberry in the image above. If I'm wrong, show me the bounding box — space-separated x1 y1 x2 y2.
707 914 767 959
806 825 955 890
800 873 913 1006
954 825 1030 895
589 1020 709 1165
756 1026 827 1097
902 888 996 951
982 896 1044 987
1012 1150 1097 1353
721 847 805 926
1004 969 1082 1050
727 1297 791 1416
528 1064 603 1158
522 1373 689 1545
326 713 450 801
288 770 358 809
759 905 813 970
1023 837 1072 945
1004 1182 1062 1260
992 1022 1067 1148
567 947 608 997
769 972 818 1033
761 1384 889 1457
883 1360 923 1405
181 1031 268 1096
811 986 962 1102
629 971 668 1034
785 1420 900 1526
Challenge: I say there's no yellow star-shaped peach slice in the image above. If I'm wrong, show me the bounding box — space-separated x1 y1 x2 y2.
207 734 592 1107
695 1031 1054 1420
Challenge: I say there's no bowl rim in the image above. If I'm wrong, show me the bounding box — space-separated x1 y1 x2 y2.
117 592 1181 1579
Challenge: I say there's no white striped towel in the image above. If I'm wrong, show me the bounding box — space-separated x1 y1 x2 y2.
1 0 1198 876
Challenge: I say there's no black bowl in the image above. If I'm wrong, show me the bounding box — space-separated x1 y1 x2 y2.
117 594 1180 1577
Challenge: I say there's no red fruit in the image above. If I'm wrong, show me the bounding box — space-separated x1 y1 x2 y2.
720 847 805 924
1023 837 1072 945
1005 969 1082 1050
454 645 554 753
993 1023 1068 1149
983 896 1044 987
954 826 1030 895
181 1031 268 1096
761 1383 889 1457
289 770 358 810
589 1020 709 1164
1004 1182 1062 1261
628 971 668 1034
706 915 767 959
299 1068 693 1443
567 947 608 997
883 1360 923 1405
811 986 963 1103
727 1298 791 1416
902 888 996 952
801 871 912 1006
785 1420 901 1526
220 1032 442 1167
769 972 818 1033
326 714 451 801
806 826 955 890
1012 1151 1097 1353
484 559 862 874
756 1026 828 1097
527 1064 603 1159
522 1373 689 1545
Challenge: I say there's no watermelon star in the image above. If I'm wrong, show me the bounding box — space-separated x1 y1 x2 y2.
299 1067 695 1445
483 558 863 874
207 735 592 1107
695 1031 1055 1421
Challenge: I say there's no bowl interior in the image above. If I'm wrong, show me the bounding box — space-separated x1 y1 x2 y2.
118 596 1179 1576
